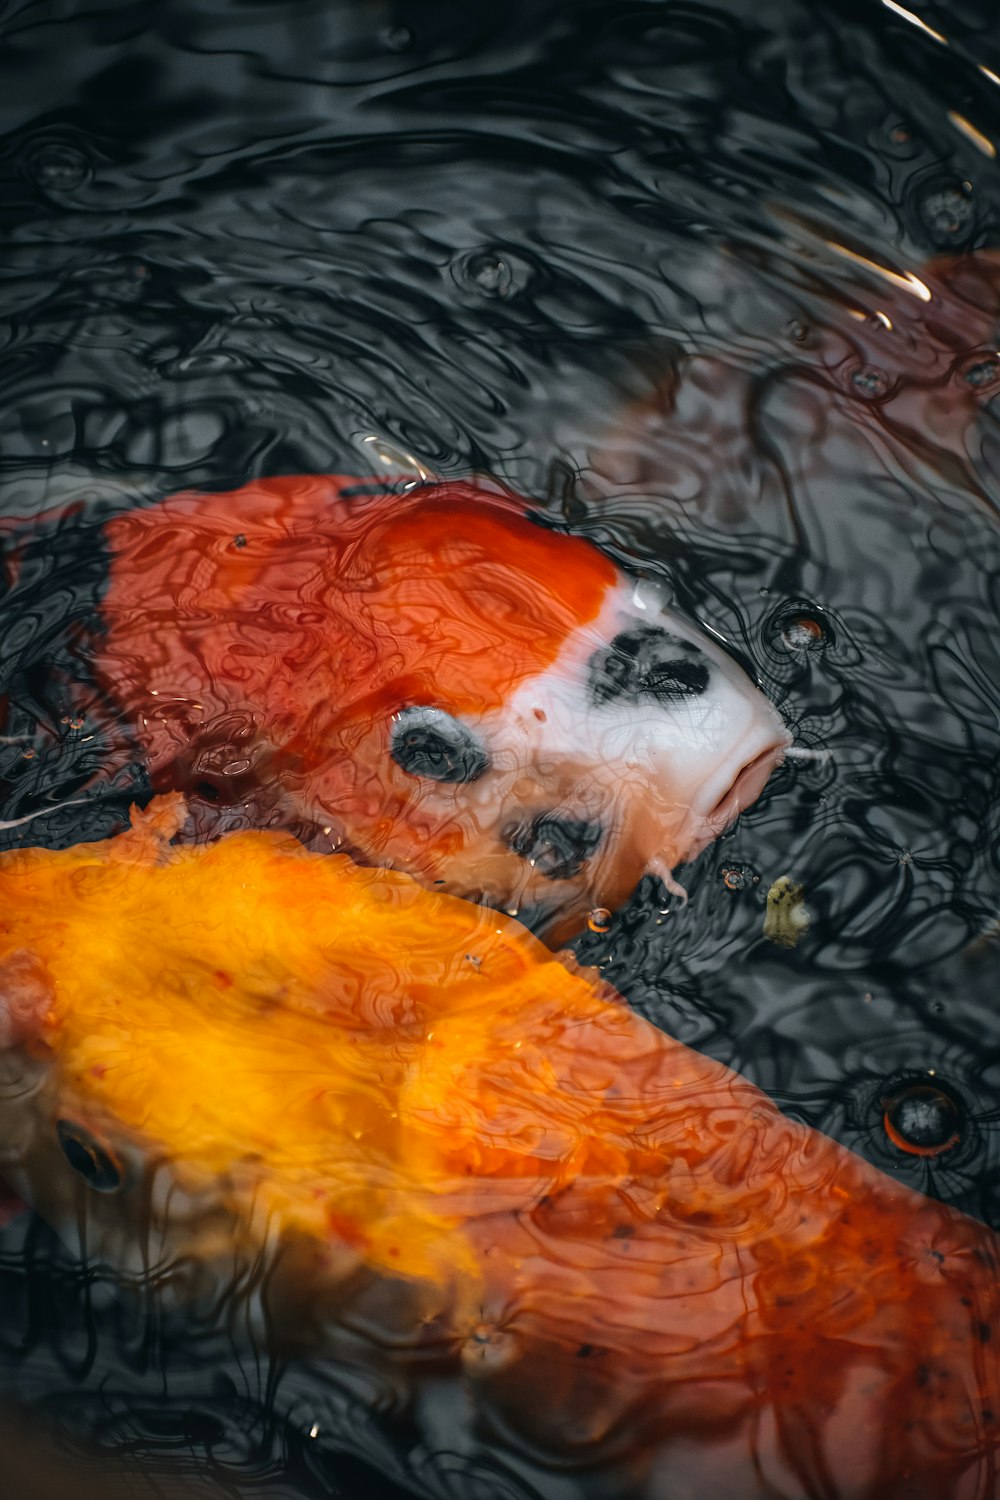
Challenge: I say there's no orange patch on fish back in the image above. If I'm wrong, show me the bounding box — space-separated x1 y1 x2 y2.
99 478 618 732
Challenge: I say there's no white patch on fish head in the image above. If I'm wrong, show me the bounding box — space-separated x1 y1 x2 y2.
379 576 789 943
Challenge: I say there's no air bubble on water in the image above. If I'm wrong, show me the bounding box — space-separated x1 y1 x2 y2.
25 142 89 193
781 615 825 650
170 351 242 377
850 366 890 399
914 177 977 245
381 25 413 52
963 357 1000 389
461 1319 517 1376
882 1082 962 1157
357 434 431 481
466 253 513 296
453 246 534 301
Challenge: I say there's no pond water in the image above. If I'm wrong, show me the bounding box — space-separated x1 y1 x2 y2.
1 1 999 1496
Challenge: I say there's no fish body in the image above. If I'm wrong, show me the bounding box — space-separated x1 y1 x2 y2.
90 475 788 942
0 801 997 1499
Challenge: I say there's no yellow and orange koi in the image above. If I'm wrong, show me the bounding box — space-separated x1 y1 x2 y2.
0 799 996 1498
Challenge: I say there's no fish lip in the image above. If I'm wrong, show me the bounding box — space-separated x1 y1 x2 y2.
675 736 788 865
705 739 787 833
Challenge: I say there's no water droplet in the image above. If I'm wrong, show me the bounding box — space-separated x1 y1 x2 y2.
719 863 758 892
587 907 612 933
466 252 513 296
381 24 413 52
780 614 826 650
454 247 534 301
24 142 89 193
883 1083 962 1157
356 434 431 480
168 351 244 377
914 177 977 246
963 356 1000 390
462 1321 517 1375
850 365 890 399
787 319 809 343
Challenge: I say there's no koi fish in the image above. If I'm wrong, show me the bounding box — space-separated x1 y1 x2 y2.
0 799 997 1499
84 475 788 944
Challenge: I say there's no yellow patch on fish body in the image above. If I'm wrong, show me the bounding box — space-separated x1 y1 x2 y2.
0 796 627 1291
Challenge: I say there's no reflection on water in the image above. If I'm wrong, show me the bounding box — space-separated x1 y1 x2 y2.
1 0 1000 1494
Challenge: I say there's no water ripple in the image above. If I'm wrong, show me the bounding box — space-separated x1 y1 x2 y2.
3 0 1000 1494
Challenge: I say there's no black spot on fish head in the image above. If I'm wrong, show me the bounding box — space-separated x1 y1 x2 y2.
587 626 710 707
503 812 604 881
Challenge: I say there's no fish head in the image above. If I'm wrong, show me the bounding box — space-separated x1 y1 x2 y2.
285 489 790 943
344 595 788 944
98 479 789 944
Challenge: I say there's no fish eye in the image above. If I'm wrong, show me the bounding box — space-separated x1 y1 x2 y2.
587 627 709 707
56 1119 124 1192
504 813 604 881
390 706 490 784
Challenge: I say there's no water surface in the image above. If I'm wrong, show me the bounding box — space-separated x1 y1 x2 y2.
2 1 1000 1494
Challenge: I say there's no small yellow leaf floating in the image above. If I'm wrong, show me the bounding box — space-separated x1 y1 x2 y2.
763 873 811 947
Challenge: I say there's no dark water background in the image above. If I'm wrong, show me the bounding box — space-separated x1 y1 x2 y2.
1 0 1000 1493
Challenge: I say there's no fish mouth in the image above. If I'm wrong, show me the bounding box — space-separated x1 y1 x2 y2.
706 742 786 834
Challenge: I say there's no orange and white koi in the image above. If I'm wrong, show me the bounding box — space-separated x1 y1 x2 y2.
89 475 788 942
